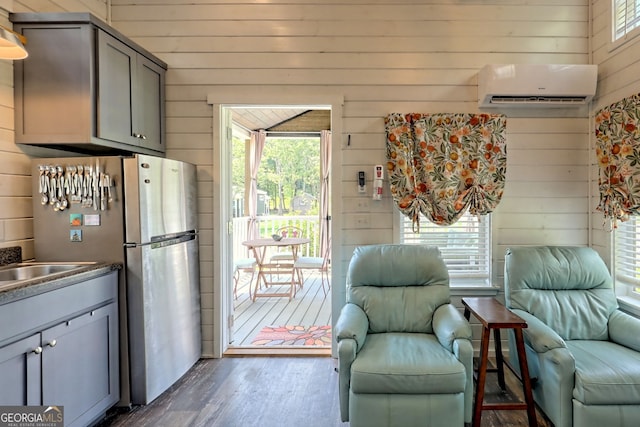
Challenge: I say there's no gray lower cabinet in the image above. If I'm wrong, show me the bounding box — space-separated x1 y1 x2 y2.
11 12 166 155
0 334 41 405
0 271 119 427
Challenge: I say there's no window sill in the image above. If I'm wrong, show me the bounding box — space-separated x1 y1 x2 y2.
618 296 640 318
450 283 499 297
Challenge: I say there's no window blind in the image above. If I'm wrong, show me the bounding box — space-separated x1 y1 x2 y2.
616 216 640 290
400 211 490 284
614 0 640 41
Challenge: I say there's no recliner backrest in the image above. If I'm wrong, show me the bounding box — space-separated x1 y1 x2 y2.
346 244 450 334
504 246 618 341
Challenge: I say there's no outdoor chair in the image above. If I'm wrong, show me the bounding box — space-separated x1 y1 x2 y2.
293 238 330 295
269 225 304 265
233 257 257 299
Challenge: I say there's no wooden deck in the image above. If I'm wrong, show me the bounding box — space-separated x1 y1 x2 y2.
229 268 332 350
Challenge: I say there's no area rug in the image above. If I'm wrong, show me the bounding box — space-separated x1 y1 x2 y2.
251 325 332 346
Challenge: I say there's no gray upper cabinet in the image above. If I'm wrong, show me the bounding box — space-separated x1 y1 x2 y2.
97 31 165 152
11 13 166 155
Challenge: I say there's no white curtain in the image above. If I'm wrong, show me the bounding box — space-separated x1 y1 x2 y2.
247 130 266 240
320 130 331 256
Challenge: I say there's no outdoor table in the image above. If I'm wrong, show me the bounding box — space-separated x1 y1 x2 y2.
242 237 310 301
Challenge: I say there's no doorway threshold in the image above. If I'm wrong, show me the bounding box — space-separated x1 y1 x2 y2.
224 346 331 357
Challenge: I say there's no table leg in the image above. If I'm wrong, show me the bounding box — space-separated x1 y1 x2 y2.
493 328 506 391
473 325 491 427
514 328 537 427
251 247 266 302
291 245 300 294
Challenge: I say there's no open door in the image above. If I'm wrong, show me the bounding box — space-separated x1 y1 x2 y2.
212 105 235 356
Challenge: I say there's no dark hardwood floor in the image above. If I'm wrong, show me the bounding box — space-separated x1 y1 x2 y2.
98 356 553 427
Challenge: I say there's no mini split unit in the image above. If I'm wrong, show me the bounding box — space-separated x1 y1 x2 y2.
478 64 598 108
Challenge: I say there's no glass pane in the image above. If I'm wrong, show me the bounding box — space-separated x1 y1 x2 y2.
616 216 640 289
400 211 490 281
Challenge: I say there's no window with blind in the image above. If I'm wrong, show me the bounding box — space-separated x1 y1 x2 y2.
613 0 640 42
399 211 491 286
616 216 640 296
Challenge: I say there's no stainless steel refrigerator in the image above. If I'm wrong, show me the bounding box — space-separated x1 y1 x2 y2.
32 154 201 405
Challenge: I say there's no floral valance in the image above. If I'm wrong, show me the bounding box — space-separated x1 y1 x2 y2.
385 113 507 229
595 93 640 228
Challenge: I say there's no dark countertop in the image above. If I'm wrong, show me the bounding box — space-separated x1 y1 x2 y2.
0 262 122 305
0 246 22 265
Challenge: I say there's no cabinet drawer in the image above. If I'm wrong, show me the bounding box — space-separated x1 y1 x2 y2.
0 271 117 346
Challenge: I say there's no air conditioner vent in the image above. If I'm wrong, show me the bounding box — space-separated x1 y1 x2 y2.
478 64 597 108
488 96 589 105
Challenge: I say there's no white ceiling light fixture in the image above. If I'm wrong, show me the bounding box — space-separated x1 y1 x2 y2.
0 25 27 59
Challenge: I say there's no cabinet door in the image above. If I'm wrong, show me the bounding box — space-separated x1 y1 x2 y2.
0 334 42 405
97 30 140 147
14 23 94 144
42 303 119 427
135 55 165 153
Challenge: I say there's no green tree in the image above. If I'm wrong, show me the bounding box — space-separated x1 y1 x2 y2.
259 138 319 214
232 135 320 216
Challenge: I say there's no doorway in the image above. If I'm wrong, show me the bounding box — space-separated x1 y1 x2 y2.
208 93 343 358
228 119 331 353
208 91 344 359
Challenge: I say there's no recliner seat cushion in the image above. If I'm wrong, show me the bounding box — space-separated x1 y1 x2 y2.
350 333 466 395
567 340 640 404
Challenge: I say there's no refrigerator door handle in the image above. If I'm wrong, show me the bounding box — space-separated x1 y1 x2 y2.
124 231 197 249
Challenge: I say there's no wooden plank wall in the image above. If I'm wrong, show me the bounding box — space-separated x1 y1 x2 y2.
107 0 592 355
0 0 599 356
591 0 640 264
0 0 107 258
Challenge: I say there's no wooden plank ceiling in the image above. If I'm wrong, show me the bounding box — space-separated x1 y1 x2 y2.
232 108 331 132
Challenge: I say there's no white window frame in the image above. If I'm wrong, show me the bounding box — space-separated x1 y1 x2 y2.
611 0 640 50
615 216 640 300
395 209 491 287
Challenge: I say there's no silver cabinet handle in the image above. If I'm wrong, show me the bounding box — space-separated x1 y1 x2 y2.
133 133 141 138
48 340 57 348
141 134 147 140
33 346 43 354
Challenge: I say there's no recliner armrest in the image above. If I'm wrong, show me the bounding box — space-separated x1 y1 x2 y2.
511 308 566 353
335 303 369 352
433 304 473 423
336 338 356 422
433 304 472 352
609 309 640 352
335 303 369 423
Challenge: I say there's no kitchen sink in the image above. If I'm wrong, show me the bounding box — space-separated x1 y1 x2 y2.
0 262 97 291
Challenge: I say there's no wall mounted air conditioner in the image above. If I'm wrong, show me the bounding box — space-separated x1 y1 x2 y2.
478 64 598 108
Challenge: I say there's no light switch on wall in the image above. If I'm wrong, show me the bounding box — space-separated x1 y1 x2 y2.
354 214 370 228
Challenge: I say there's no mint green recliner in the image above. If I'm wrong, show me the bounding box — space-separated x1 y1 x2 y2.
335 244 473 427
504 246 640 427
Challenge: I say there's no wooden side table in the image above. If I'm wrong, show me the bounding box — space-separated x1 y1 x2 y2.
461 297 537 427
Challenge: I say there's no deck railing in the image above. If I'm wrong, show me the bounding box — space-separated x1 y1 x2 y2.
233 215 320 261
